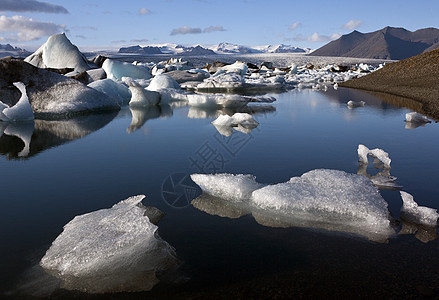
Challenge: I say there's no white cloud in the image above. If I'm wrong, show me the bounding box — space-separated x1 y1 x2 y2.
138 8 151 15
0 15 65 42
341 20 363 31
131 38 149 43
0 0 68 14
170 26 202 35
288 22 301 31
308 32 341 42
203 25 226 33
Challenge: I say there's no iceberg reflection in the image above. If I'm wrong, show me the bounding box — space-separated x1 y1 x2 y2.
0 112 117 159
127 105 172 133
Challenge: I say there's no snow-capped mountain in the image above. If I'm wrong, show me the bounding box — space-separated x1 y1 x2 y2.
0 44 31 58
117 42 311 55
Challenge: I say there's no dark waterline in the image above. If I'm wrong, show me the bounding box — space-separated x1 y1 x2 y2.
1 88 438 298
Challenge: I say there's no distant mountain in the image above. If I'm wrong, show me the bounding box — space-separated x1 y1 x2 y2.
179 45 216 56
213 42 260 54
116 42 310 56
118 45 162 54
310 27 439 60
253 44 311 54
0 44 31 58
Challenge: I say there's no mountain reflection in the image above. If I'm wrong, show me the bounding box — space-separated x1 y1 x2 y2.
0 112 117 159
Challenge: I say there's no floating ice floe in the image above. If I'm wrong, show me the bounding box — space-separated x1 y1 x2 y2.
405 112 430 124
88 78 131 105
40 195 179 293
347 100 365 108
0 82 34 122
400 191 439 227
357 144 391 167
187 93 275 108
24 33 91 74
211 113 259 136
103 58 152 81
191 169 394 242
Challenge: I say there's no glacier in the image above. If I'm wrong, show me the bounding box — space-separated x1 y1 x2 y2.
40 195 179 293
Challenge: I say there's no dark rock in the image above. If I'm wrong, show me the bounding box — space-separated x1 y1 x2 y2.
205 61 229 73
261 62 273 69
0 57 119 116
89 55 107 68
45 67 75 75
246 62 259 70
70 71 91 84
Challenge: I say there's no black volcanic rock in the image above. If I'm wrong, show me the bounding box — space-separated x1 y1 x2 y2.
310 27 439 60
118 45 163 54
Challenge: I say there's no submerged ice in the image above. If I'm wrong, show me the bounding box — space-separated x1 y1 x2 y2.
40 195 179 293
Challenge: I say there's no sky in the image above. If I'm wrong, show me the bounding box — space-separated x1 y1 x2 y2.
1 0 439 51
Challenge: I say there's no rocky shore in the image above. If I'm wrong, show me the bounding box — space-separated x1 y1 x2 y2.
340 48 439 120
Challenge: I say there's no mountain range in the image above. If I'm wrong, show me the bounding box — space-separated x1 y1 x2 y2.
310 27 439 60
0 44 31 58
117 42 311 55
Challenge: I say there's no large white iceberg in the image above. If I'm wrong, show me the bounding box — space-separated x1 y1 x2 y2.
25 33 91 73
191 169 395 241
400 191 439 227
88 79 131 105
103 59 152 81
0 82 34 122
40 195 179 293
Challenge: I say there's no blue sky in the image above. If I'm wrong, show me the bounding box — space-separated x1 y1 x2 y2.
1 0 439 51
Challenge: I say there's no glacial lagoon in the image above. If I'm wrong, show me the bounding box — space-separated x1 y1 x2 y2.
1 87 439 298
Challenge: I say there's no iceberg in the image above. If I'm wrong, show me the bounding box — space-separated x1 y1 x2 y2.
0 82 34 122
400 191 439 227
40 195 179 293
191 169 395 242
347 100 365 108
405 112 430 123
211 113 259 136
123 78 161 107
0 58 120 116
357 144 391 167
103 59 152 81
25 33 91 74
147 74 181 91
88 79 131 105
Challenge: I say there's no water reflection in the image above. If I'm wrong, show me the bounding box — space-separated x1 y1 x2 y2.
188 105 276 119
399 219 438 243
127 105 173 133
192 192 393 243
0 112 117 159
357 162 402 190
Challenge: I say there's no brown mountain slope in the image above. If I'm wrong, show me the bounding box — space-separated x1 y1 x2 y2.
310 27 439 60
340 48 439 119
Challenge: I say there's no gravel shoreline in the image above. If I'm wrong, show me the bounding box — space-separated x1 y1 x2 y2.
340 48 439 120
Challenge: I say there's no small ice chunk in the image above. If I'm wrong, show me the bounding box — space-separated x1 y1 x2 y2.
0 82 34 122
400 191 439 227
147 74 181 91
211 113 258 127
190 173 262 202
40 195 179 293
357 144 391 167
347 100 365 108
405 112 430 123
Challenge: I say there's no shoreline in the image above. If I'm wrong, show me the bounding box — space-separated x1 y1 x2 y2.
340 48 439 120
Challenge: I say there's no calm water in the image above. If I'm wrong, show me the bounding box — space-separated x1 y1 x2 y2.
1 87 438 298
